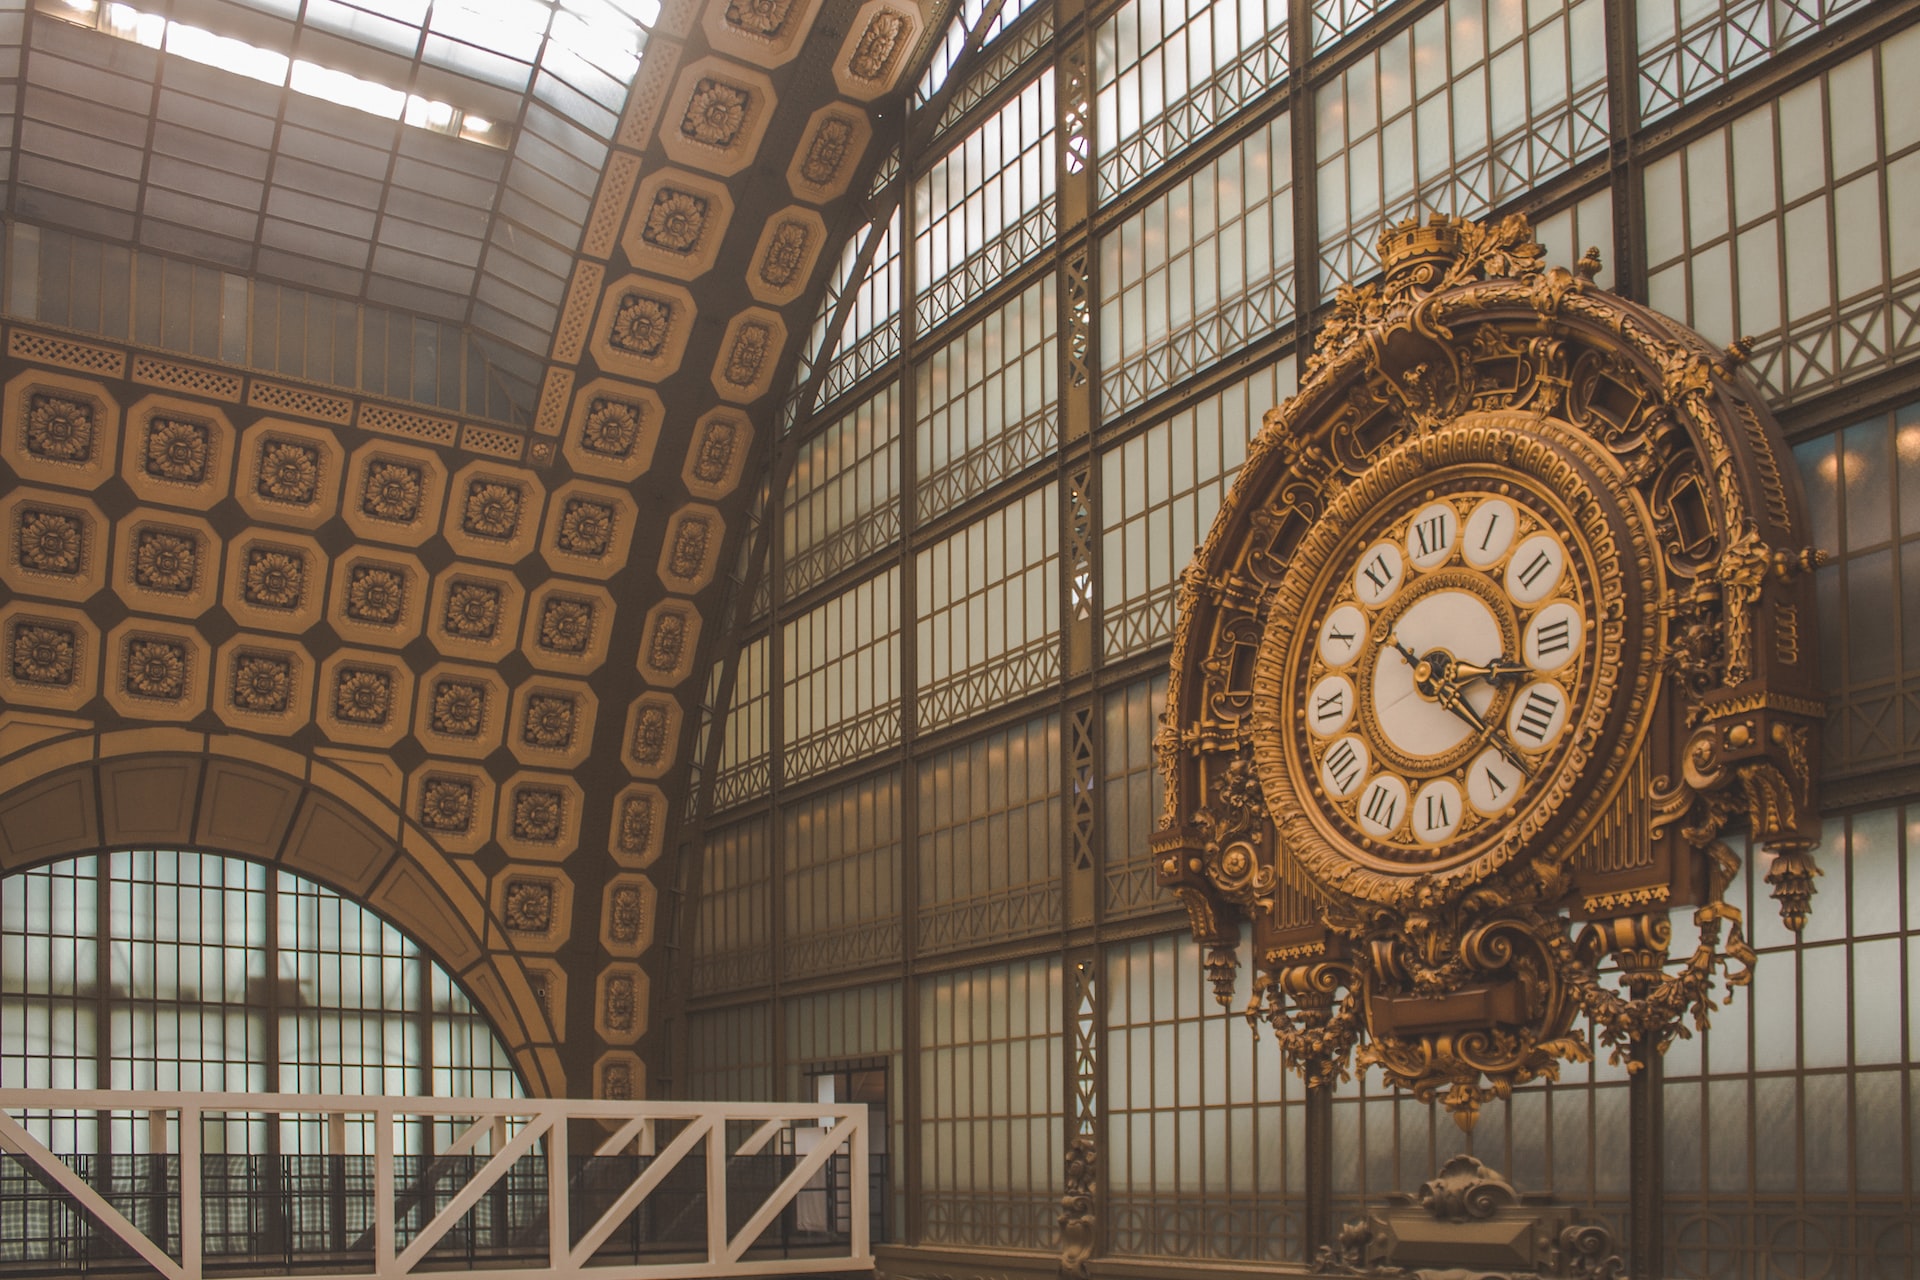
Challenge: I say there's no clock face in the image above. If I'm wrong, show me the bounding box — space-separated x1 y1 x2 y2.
1291 485 1590 866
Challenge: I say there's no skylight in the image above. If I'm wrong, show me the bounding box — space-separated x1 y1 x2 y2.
46 0 658 145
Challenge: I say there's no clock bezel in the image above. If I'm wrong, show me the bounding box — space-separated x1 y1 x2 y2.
1248 411 1663 900
1292 483 1589 864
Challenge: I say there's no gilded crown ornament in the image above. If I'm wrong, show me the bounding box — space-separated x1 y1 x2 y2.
1155 212 1824 1127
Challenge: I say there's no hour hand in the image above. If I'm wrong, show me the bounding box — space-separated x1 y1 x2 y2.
1430 679 1536 779
1450 655 1531 686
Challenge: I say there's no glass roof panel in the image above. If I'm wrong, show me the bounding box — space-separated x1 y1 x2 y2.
11 0 657 369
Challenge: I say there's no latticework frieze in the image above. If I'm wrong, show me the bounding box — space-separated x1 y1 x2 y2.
917 209 1058 336
915 411 1055 522
916 638 1061 731
916 882 1061 954
783 919 904 977
784 503 901 600
1101 279 1296 419
783 704 903 784
1105 1195 1302 1263
918 1193 1062 1251
1096 35 1290 203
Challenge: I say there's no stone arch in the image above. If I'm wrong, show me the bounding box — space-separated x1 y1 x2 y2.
0 726 566 1098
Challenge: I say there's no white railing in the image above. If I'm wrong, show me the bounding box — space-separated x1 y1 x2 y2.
0 1090 871 1280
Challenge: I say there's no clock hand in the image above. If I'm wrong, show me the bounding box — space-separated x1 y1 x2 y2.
1384 633 1422 669
1385 634 1536 777
1425 667 1537 780
1450 655 1531 686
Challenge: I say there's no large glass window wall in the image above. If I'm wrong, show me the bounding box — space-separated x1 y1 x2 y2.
682 1 1920 1274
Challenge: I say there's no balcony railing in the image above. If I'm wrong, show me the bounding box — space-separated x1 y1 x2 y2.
0 1090 875 1280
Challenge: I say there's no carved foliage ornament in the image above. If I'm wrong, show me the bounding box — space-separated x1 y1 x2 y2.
25 394 95 462
1155 214 1824 1126
12 622 76 686
583 397 644 458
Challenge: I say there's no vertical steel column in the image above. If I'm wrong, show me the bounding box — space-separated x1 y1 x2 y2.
1628 1038 1664 1278
1601 0 1644 301
1303 1082 1334 1260
895 74 926 1250
1287 0 1336 1264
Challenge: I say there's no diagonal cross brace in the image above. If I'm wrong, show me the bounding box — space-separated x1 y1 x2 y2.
393 1112 554 1273
0 1108 187 1280
723 1116 860 1265
567 1117 712 1267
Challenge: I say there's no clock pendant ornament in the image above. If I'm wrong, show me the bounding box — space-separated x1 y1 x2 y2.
1154 214 1825 1126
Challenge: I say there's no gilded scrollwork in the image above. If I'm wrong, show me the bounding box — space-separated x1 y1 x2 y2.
1158 212 1824 1127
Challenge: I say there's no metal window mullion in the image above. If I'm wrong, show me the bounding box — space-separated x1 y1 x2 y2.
768 415 790 1102
894 80 930 1246
96 852 112 1162
1597 0 1643 295
1902 805 1916 1213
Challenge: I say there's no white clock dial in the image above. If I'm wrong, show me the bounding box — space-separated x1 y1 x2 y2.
1317 605 1369 668
1319 734 1370 798
1504 533 1566 604
1371 589 1502 759
1507 680 1570 751
1353 541 1405 607
1356 773 1409 838
1466 747 1524 815
1405 501 1458 569
1524 601 1583 672
1308 674 1356 737
1463 498 1517 567
1412 778 1465 844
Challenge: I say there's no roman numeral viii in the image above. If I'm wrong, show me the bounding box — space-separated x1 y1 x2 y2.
1324 741 1362 792
1514 688 1561 741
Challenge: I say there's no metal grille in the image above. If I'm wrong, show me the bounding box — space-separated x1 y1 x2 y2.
786 385 903 599
782 569 904 784
1643 34 1920 408
1660 810 1920 1278
1101 674 1170 920
783 772 904 978
1795 403 1920 777
914 486 1061 731
713 635 772 814
915 713 1063 954
1312 0 1610 293
689 819 773 1000
1638 0 1876 121
1097 116 1295 419
914 71 1057 335
1106 930 1303 1261
915 276 1057 522
1094 0 1291 203
0 852 519 1161
916 956 1063 1249
1098 360 1294 658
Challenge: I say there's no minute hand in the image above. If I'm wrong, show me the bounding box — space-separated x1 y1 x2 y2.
1429 676 1535 779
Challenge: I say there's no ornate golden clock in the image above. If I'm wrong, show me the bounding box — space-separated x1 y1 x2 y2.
1155 214 1825 1124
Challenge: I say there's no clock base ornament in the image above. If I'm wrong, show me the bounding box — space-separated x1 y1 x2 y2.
1310 1155 1628 1279
1154 212 1824 1126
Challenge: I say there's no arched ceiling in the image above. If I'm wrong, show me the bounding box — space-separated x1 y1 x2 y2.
0 0 942 1096
0 0 655 355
